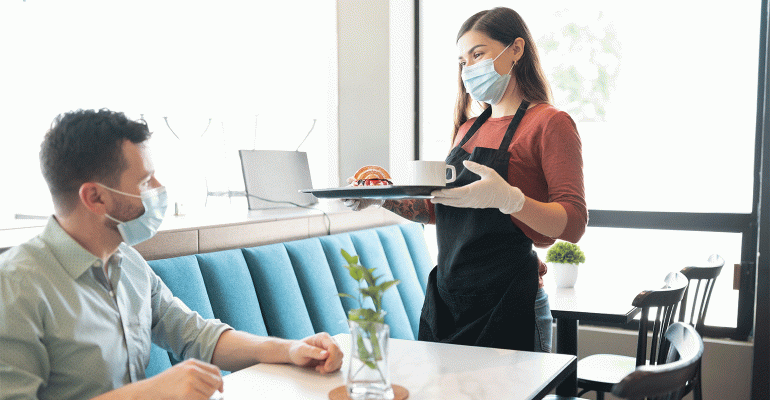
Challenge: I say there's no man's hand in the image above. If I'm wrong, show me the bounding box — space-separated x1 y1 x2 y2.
288 332 343 374
132 359 223 400
430 160 525 214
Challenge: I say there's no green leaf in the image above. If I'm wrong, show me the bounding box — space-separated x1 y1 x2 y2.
338 293 355 300
361 267 377 287
367 325 382 361
359 287 380 300
377 279 400 293
344 264 364 281
364 360 377 369
348 308 378 322
357 335 372 362
341 249 358 265
374 311 386 323
348 308 363 321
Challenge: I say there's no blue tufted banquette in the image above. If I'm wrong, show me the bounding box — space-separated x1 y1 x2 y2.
144 223 433 377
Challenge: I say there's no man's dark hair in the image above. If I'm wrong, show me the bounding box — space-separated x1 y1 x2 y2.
39 109 152 213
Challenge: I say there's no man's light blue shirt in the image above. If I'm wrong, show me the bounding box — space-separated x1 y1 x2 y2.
0 217 231 400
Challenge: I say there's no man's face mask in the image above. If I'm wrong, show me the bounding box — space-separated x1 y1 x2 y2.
98 183 168 246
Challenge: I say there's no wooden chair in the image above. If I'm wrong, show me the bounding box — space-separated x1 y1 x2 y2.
612 322 704 400
679 254 724 333
545 322 704 400
575 272 689 400
676 253 724 400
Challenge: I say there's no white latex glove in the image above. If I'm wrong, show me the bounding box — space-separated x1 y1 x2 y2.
430 160 525 214
341 177 385 211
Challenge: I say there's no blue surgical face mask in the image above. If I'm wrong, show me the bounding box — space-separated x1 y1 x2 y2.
461 43 514 105
98 183 168 246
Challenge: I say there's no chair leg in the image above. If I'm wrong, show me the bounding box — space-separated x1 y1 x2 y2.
596 392 605 400
694 367 703 400
576 388 607 400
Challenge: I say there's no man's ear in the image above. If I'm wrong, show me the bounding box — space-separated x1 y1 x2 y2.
79 182 108 215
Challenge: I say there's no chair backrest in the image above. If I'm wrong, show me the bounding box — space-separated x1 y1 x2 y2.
612 322 704 400
631 271 689 367
678 254 724 334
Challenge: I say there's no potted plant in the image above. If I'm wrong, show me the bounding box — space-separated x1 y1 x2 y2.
545 241 586 288
338 249 400 400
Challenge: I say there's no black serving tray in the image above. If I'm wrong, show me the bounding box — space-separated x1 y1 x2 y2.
300 185 446 200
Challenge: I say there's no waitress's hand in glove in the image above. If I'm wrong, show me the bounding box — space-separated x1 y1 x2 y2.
430 160 525 214
341 177 385 211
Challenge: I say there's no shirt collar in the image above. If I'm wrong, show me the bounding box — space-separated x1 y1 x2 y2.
40 216 105 279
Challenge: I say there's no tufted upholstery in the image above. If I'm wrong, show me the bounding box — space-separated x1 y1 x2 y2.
144 223 433 377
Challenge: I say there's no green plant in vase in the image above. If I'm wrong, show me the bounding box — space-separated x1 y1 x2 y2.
338 249 400 399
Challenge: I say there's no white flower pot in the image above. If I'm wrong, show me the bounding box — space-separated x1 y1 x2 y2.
552 263 579 288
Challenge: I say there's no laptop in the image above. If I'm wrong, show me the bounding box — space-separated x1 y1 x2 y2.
238 149 318 210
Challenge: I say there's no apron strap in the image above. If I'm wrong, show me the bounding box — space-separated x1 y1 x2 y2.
497 100 530 152
457 100 531 151
458 107 493 147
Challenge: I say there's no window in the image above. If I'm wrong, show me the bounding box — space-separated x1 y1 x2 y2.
0 1 337 225
418 1 762 333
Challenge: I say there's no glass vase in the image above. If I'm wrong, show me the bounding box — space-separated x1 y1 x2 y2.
346 319 393 400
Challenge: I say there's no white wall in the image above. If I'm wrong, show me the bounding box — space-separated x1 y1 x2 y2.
337 0 392 186
336 0 414 186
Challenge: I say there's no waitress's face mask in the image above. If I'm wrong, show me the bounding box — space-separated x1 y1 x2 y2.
98 183 168 246
461 43 514 105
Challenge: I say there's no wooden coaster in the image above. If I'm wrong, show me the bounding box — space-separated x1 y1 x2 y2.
328 384 408 400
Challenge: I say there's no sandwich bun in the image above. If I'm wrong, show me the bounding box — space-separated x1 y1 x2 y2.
353 165 393 186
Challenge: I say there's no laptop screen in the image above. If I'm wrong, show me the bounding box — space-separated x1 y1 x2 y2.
238 150 318 210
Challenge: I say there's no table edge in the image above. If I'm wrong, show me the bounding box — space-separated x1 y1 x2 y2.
551 307 641 324
532 355 577 400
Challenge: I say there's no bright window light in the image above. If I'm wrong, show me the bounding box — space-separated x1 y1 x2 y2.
0 1 336 225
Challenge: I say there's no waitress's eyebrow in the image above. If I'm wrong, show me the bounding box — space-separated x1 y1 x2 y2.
459 44 487 60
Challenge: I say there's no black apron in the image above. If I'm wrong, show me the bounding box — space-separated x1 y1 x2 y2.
418 100 539 351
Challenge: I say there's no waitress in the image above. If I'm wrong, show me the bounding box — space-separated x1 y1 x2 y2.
345 7 587 352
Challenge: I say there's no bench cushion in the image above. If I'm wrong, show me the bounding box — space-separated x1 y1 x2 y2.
284 238 348 335
196 250 268 336
242 244 315 340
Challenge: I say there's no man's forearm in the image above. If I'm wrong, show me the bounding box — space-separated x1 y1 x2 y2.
210 330 291 372
382 199 432 224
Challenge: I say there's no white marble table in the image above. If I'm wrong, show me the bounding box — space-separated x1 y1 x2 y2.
218 334 576 400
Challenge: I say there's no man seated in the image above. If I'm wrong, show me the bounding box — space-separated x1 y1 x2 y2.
0 109 343 400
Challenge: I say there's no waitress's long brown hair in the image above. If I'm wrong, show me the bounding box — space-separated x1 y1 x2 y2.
452 7 553 144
